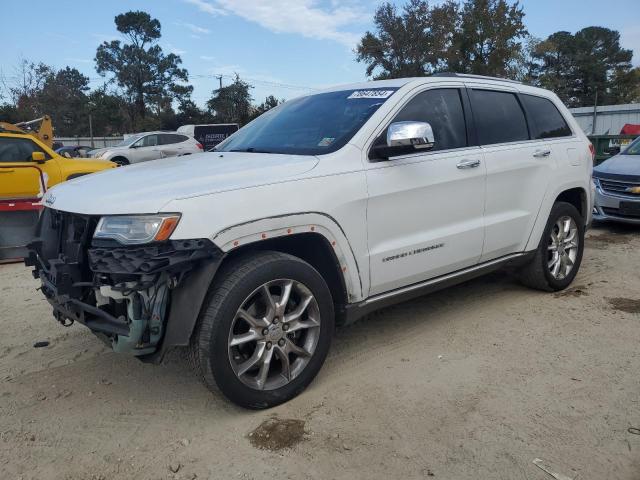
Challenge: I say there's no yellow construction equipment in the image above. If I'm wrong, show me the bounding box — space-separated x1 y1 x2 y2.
0 116 115 261
0 115 55 149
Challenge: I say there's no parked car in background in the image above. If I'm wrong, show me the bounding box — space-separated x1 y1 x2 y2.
89 131 203 165
177 124 239 151
28 74 593 409
593 135 640 223
56 145 94 158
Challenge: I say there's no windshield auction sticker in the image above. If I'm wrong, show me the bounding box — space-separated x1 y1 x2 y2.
347 90 395 99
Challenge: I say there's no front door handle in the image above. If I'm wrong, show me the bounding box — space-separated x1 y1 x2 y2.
0 169 15 173
456 159 481 169
533 149 552 158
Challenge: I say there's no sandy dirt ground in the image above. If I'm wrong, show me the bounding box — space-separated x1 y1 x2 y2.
1 223 639 480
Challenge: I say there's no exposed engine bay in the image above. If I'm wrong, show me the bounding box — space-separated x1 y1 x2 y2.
26 208 222 359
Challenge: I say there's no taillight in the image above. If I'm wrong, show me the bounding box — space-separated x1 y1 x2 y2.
589 143 595 161
196 142 203 150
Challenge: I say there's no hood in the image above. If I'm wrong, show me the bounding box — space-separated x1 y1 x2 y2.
594 153 640 179
90 145 130 157
43 151 319 215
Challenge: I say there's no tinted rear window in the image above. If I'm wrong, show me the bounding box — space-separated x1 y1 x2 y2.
470 90 529 145
160 134 189 145
521 94 572 139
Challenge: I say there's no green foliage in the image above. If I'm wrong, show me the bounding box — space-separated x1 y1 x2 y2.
95 10 192 128
206 74 253 124
87 87 130 136
250 95 282 121
356 0 459 78
532 27 637 107
356 0 527 79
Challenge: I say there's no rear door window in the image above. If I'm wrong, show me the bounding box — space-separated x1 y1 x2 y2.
470 90 529 145
521 94 572 139
160 134 190 145
142 135 159 147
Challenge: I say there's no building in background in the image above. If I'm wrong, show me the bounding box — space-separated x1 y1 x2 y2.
570 104 640 135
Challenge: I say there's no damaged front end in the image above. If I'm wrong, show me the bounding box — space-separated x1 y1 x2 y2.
26 208 223 361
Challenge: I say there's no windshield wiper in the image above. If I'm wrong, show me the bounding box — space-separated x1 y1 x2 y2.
229 147 273 153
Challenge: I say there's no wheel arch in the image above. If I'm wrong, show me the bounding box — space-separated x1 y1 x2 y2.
211 212 364 305
110 155 129 165
555 187 588 220
525 182 590 251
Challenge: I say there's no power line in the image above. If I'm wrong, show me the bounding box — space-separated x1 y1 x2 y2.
1 73 319 92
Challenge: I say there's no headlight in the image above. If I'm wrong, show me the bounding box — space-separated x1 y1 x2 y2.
94 214 181 244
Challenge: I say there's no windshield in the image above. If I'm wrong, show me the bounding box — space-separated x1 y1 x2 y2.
623 137 640 155
115 133 145 147
216 88 398 155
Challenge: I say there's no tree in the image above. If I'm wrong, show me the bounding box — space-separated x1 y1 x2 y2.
250 95 282 120
356 0 459 79
39 67 91 136
87 87 130 136
451 0 527 76
95 11 192 128
4 60 53 119
532 27 636 107
356 0 527 79
175 99 210 126
206 75 253 124
1 61 92 136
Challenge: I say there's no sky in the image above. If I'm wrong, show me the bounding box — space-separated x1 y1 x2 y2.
1 0 639 107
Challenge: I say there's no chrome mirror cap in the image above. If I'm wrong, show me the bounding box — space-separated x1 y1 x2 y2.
387 121 435 149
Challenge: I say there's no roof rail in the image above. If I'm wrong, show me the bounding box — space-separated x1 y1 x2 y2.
431 72 522 84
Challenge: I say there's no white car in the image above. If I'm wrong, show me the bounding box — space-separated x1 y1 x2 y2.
90 131 203 165
28 74 593 409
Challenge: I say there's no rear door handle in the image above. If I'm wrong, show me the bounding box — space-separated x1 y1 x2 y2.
533 149 552 158
456 159 481 169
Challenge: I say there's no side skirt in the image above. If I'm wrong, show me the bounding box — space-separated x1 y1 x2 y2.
343 251 535 324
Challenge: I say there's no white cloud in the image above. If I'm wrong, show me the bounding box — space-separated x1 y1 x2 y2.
176 21 211 35
184 0 367 47
166 43 187 55
200 55 216 61
64 58 92 64
182 0 227 16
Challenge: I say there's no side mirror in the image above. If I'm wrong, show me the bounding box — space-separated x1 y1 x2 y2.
606 146 620 156
387 121 435 149
371 121 435 160
31 151 46 164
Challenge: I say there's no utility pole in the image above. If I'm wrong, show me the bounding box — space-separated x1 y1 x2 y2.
216 75 223 90
89 113 94 148
592 90 598 135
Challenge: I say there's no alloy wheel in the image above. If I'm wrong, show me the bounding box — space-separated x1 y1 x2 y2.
547 215 579 280
227 279 321 391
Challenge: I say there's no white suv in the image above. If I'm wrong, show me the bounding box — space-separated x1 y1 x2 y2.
27 74 593 408
90 131 203 165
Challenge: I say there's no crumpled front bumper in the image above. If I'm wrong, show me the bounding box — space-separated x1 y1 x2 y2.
26 208 224 362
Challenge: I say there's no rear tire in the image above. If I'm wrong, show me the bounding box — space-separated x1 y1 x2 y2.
190 251 334 409
519 201 584 291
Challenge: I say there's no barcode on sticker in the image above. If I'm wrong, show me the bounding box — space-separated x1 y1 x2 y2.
347 90 395 99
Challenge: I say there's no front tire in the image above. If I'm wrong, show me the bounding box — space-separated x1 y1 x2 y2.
191 251 334 409
519 201 584 291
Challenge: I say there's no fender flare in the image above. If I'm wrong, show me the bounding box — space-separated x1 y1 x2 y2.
525 180 591 251
212 212 365 302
